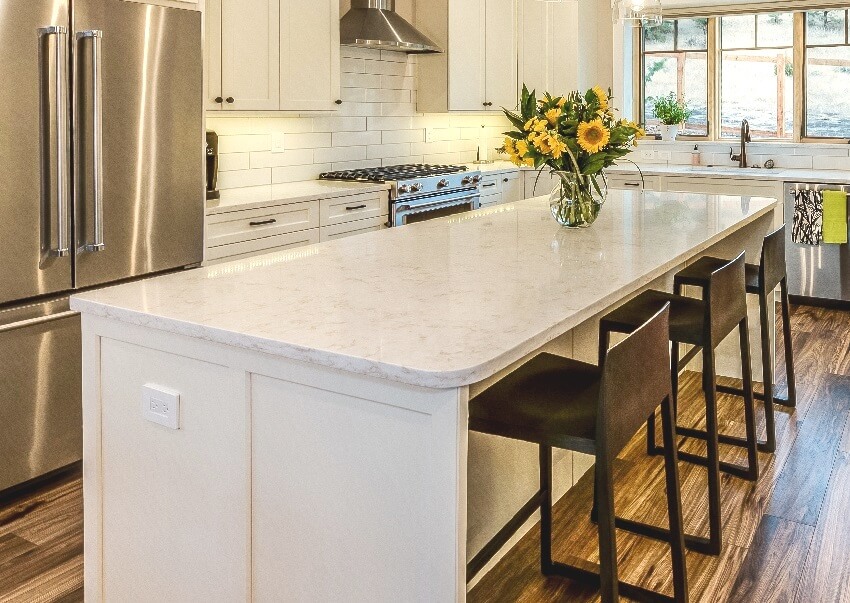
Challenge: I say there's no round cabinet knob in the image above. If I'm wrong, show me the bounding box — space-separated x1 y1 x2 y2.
335 99 343 105
503 178 509 183
398 184 410 194
437 179 450 188
214 96 224 104
225 97 235 104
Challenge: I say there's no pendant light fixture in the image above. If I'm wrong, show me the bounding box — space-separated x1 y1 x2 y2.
613 0 663 27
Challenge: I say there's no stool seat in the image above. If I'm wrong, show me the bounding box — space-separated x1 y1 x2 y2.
675 256 761 293
470 354 599 454
601 290 706 347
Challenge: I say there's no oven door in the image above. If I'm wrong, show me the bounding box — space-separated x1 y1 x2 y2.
391 192 481 227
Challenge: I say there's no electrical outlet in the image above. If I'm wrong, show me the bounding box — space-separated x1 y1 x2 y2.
271 132 285 154
640 149 657 161
425 128 436 143
142 384 181 430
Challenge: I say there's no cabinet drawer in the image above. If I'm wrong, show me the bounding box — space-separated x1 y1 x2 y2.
206 229 320 263
479 174 503 196
480 194 502 207
320 216 388 242
606 173 661 191
665 176 776 196
320 191 388 227
207 201 320 247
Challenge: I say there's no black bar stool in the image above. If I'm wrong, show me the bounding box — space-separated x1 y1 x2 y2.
467 306 689 603
672 224 797 454
598 252 758 557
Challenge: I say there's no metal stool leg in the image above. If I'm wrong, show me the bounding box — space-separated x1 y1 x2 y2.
757 290 777 453
595 450 618 603
660 394 688 603
739 318 760 480
540 444 553 575
780 279 797 408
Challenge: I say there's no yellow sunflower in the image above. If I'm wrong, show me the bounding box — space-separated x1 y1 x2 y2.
577 119 611 154
545 108 562 127
556 97 566 109
515 139 530 157
592 86 609 112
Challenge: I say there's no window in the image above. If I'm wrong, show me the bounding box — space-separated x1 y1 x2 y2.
805 10 850 138
720 13 793 139
642 18 709 136
637 8 850 142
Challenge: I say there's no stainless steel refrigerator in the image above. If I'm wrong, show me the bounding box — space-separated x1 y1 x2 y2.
785 182 850 307
0 0 204 492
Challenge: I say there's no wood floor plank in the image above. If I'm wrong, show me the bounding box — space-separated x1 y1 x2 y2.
728 515 815 602
794 452 850 603
766 375 850 525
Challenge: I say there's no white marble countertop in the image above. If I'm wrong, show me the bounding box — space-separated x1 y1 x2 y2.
207 180 390 216
606 163 850 184
73 191 777 389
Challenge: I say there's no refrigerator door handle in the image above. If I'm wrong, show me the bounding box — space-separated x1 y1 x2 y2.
39 26 71 258
75 30 106 253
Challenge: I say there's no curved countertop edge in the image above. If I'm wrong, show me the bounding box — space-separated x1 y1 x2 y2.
71 199 778 390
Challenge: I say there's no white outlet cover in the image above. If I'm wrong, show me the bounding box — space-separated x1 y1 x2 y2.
425 128 436 143
142 384 181 430
640 149 657 160
271 132 285 154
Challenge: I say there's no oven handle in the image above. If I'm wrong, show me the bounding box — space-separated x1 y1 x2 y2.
395 193 480 214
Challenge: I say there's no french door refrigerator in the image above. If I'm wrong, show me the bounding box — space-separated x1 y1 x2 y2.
0 0 203 492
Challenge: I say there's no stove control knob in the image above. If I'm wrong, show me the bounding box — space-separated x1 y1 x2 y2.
437 179 450 189
412 183 424 193
472 175 482 184
461 176 473 186
398 184 410 194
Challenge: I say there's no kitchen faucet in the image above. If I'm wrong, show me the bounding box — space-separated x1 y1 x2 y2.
730 119 752 168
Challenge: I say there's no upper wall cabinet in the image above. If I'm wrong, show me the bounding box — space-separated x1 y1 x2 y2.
518 0 578 97
416 0 518 113
206 0 340 112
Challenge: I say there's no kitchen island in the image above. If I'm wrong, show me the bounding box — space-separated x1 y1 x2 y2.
72 190 777 602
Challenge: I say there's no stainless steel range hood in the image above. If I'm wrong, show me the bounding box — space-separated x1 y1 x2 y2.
341 0 442 54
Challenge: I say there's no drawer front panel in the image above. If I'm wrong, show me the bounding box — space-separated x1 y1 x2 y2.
606 174 661 191
665 176 776 196
206 229 320 263
320 192 388 227
320 216 388 242
479 174 503 196
207 201 320 247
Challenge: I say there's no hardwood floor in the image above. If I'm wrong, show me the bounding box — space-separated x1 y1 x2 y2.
0 305 847 602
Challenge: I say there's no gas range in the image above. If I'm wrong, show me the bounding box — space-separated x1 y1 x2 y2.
320 164 482 227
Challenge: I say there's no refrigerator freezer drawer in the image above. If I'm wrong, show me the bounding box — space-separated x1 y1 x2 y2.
0 298 81 492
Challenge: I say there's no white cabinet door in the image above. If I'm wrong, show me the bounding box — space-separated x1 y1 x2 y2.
485 0 518 111
206 0 223 111
502 173 522 203
448 0 486 111
518 0 578 97
220 0 280 111
280 0 340 111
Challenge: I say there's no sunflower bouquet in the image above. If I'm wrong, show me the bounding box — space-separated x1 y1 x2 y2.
501 85 645 227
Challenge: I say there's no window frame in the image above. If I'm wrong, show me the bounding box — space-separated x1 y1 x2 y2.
634 9 850 144
801 9 850 142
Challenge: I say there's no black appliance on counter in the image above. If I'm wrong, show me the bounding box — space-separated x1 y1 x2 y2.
206 130 220 201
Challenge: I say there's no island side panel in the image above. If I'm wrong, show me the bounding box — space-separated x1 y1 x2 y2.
81 316 103 602
249 364 468 602
81 316 469 602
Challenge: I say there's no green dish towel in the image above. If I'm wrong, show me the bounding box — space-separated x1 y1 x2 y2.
823 190 848 244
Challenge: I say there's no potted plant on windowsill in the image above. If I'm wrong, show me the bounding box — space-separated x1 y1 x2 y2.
653 93 692 141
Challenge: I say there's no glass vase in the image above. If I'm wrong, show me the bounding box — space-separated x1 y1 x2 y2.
549 172 607 228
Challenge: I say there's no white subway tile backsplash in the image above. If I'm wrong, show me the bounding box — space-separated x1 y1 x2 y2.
341 57 365 74
218 168 272 190
250 149 314 169
313 145 368 164
218 152 250 172
365 88 411 104
367 116 415 131
381 75 415 90
332 130 382 147
814 156 850 170
380 103 418 117
367 143 411 160
217 134 272 154
272 164 332 184
364 58 408 77
311 116 367 132
282 132 332 149
342 72 383 89
381 129 425 144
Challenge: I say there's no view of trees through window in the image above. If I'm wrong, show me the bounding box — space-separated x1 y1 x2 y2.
806 10 850 138
641 9 850 141
643 18 708 136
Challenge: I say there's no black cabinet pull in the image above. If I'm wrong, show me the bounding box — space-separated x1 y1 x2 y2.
345 204 367 211
335 99 343 105
214 96 224 104
503 178 509 183
624 182 641 187
225 97 235 104
249 219 277 227
482 183 497 188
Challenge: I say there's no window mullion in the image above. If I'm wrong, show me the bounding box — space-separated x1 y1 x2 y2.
794 11 805 142
708 17 720 141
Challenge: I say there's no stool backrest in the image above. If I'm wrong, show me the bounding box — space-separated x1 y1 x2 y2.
761 224 787 293
598 304 672 458
708 252 747 345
